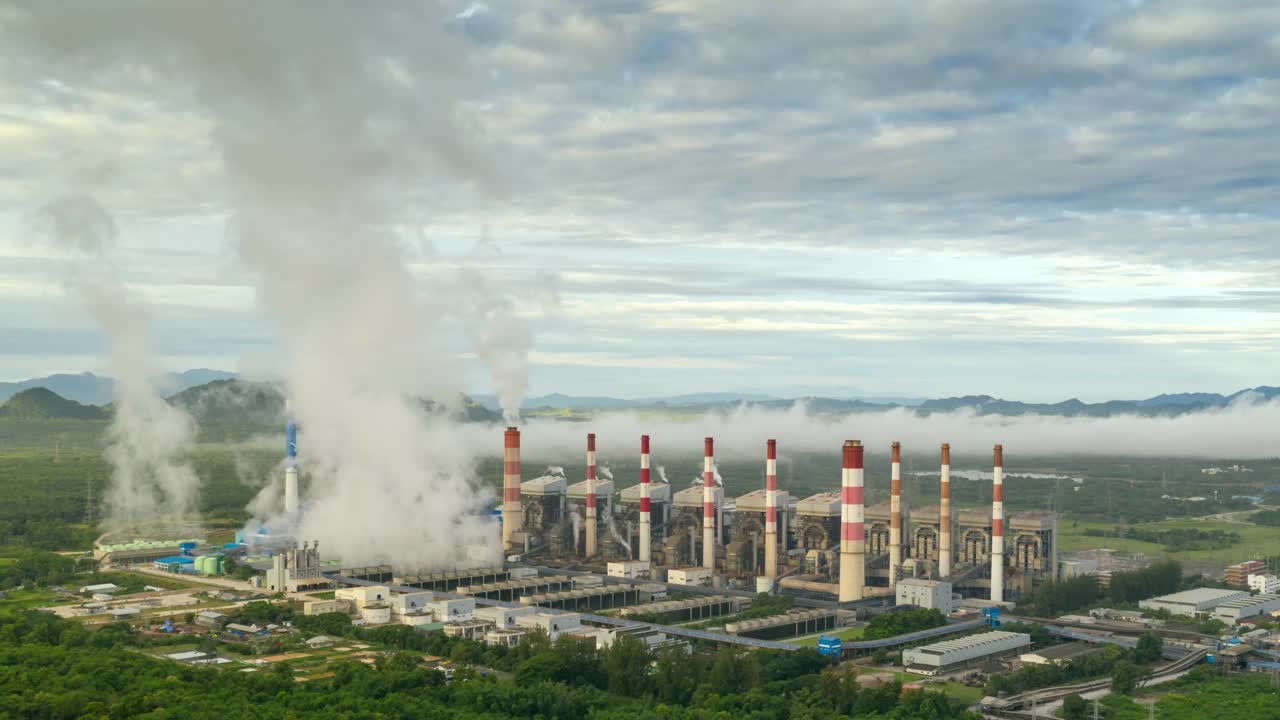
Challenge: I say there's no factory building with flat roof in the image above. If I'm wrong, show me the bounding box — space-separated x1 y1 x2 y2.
1139 588 1250 617
1212 594 1280 626
902 631 1031 676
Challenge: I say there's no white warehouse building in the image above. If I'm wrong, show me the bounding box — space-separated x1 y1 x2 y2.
902 631 1031 676
1212 594 1280 626
896 579 955 614
1139 588 1249 617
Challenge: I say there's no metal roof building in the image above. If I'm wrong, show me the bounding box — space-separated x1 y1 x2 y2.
902 631 1031 676
1139 588 1250 616
1212 594 1280 626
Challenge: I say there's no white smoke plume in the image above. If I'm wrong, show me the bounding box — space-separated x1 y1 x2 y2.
459 397 1280 462
6 4 540 567
597 463 614 481
545 465 566 477
30 195 201 533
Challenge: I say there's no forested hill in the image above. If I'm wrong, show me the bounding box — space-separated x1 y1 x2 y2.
0 388 107 421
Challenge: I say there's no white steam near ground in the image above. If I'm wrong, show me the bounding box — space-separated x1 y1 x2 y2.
29 196 202 534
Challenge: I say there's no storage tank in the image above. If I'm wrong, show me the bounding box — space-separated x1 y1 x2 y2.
756 576 775 594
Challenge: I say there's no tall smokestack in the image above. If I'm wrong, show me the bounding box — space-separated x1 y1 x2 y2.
839 440 865 602
765 439 779 580
585 433 597 558
284 400 299 515
502 427 522 550
639 435 651 563
991 444 1005 603
939 443 952 577
889 441 902 588
702 437 716 570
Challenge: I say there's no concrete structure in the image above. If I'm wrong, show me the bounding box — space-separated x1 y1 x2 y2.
456 575 572 602
398 567 508 592
619 595 745 622
520 474 567 553
359 605 392 624
80 583 123 595
896 578 955 614
303 599 344 616
1139 588 1250 616
727 608 853 639
443 618 493 641
703 437 717 569
475 605 536 630
765 439 779 580
671 485 723 568
195 610 228 627
1249 574 1279 595
619 477 670 563
939 444 953 577
519 583 666 611
484 628 525 648
608 561 651 579
503 427 523 551
264 541 332 593
335 585 389 610
732 487 789 578
1019 642 1102 666
639 434 652 563
839 440 865 602
902 631 1031 676
428 597 476 623
514 610 582 641
387 591 435 622
991 445 1005 602
585 433 598 557
305 635 335 649
1060 559 1098 579
1213 594 1280 626
1227 560 1267 588
890 441 903 587
668 566 714 587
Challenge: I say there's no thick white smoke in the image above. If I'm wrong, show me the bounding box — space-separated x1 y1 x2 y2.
459 396 1280 462
30 195 201 533
7 4 542 567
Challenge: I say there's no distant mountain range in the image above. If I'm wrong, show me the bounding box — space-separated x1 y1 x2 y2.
0 369 235 405
0 370 1277 421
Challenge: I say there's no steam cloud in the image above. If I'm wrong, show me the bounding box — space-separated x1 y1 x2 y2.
8 4 543 567
460 396 1280 462
31 195 201 533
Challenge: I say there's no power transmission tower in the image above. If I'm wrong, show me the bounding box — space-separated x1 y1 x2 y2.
83 478 95 524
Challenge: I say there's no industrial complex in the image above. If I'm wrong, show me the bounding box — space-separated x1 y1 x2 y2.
502 429 1058 604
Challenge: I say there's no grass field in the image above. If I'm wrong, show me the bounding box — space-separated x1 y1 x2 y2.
1058 515 1280 567
880 670 985 705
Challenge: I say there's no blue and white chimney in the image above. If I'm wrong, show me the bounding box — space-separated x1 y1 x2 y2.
284 398 299 514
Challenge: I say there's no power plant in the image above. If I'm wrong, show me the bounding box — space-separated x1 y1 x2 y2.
497 430 1060 604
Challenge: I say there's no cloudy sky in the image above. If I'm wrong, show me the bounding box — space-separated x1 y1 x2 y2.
1 1 1278 402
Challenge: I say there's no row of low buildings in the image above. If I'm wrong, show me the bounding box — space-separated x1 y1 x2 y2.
1138 587 1280 626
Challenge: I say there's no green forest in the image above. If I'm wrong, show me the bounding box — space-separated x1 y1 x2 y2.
0 609 981 720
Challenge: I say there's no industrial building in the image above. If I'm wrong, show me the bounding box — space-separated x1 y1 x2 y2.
1139 588 1250 616
1212 594 1280 626
264 541 333 593
1249 574 1279 595
896 579 955 614
1226 560 1267 588
725 608 854 640
619 595 745 622
489 432 1056 604
1018 643 1102 666
902 631 1032 676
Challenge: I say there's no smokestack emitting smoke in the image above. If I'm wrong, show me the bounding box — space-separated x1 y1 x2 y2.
765 439 779 580
503 427 522 550
840 440 865 602
889 441 902 588
992 444 1005 602
939 442 953 577
284 400 299 515
703 437 717 570
639 434 652 563
585 433 597 558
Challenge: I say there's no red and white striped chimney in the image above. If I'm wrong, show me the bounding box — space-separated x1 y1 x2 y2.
839 440 865 602
502 427 522 550
889 441 902 588
991 444 1005 602
702 437 716 570
639 434 652 563
939 443 953 577
585 432 597 557
765 439 779 580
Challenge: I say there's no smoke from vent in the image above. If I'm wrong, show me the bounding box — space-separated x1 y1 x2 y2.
6 4 543 567
30 194 201 534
